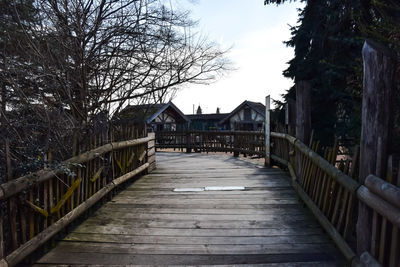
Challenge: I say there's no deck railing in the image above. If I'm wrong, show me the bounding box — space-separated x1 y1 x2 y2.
357 175 400 267
2 127 398 266
0 133 155 267
270 132 359 264
155 130 265 156
270 132 400 267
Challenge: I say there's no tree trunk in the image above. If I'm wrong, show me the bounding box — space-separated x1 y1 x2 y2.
357 39 397 255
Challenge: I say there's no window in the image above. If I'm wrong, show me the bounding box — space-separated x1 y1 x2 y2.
244 108 251 121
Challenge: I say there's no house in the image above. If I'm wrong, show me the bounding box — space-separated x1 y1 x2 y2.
188 113 229 130
219 100 265 131
117 102 189 132
187 106 228 130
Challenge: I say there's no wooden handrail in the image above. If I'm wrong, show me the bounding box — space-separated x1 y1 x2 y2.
0 133 155 266
0 136 153 201
271 132 360 193
357 185 400 229
270 132 360 265
271 131 400 266
364 174 400 210
1 163 149 267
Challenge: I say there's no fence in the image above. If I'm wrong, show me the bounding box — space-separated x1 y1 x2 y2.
155 130 265 156
270 132 400 267
357 175 400 267
0 131 155 267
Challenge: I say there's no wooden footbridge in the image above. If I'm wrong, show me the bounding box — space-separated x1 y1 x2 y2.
35 152 345 266
0 130 399 266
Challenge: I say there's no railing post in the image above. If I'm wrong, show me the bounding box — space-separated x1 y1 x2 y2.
147 132 156 172
233 132 239 157
186 130 191 153
295 80 311 178
357 40 397 256
295 81 311 145
265 95 271 167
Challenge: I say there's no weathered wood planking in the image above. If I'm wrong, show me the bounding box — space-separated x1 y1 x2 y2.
36 152 345 266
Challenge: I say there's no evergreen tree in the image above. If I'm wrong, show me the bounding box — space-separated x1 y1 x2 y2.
265 0 364 145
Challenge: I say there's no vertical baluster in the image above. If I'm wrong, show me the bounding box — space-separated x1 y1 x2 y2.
389 161 400 267
378 155 393 264
0 207 4 258
6 139 18 250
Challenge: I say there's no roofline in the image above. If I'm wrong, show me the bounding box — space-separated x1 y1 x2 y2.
219 100 265 124
146 101 190 124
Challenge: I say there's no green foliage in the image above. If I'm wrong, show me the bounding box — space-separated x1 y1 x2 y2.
265 0 399 147
284 0 364 145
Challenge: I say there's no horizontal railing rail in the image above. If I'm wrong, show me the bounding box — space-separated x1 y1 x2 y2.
357 174 400 267
0 133 155 267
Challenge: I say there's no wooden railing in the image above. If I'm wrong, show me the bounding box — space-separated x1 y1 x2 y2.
155 130 265 156
0 133 155 267
270 132 400 267
270 132 360 264
357 175 400 267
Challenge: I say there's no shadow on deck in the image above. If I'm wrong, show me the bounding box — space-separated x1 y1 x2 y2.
35 152 345 266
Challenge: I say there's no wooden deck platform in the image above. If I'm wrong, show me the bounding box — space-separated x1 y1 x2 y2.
35 152 345 266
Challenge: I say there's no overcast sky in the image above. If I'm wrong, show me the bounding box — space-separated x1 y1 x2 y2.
171 0 304 114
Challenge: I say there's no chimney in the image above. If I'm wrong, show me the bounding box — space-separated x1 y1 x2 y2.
196 105 202 114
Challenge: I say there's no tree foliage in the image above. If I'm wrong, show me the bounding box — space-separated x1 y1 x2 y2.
264 0 399 146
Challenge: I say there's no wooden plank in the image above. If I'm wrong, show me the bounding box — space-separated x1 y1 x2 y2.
63 232 329 245
72 226 326 237
112 193 298 201
49 241 338 255
78 219 320 230
34 152 344 266
111 198 299 205
120 188 296 195
37 252 343 265
98 205 306 215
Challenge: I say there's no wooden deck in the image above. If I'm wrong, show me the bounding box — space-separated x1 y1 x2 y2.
35 152 345 266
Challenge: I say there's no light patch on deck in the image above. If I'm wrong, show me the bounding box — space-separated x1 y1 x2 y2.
173 186 246 192
204 186 245 191
173 188 204 192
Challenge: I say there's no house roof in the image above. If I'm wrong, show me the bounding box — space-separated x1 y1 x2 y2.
187 113 229 121
219 100 266 124
146 102 189 123
118 102 189 124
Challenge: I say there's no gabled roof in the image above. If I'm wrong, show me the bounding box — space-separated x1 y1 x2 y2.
118 102 189 124
146 102 189 123
219 100 266 124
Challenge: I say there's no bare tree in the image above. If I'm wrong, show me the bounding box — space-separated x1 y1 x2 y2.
0 0 230 177
20 0 230 122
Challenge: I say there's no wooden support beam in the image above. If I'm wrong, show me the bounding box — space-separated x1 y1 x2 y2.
357 40 397 255
50 178 82 215
90 167 104 183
